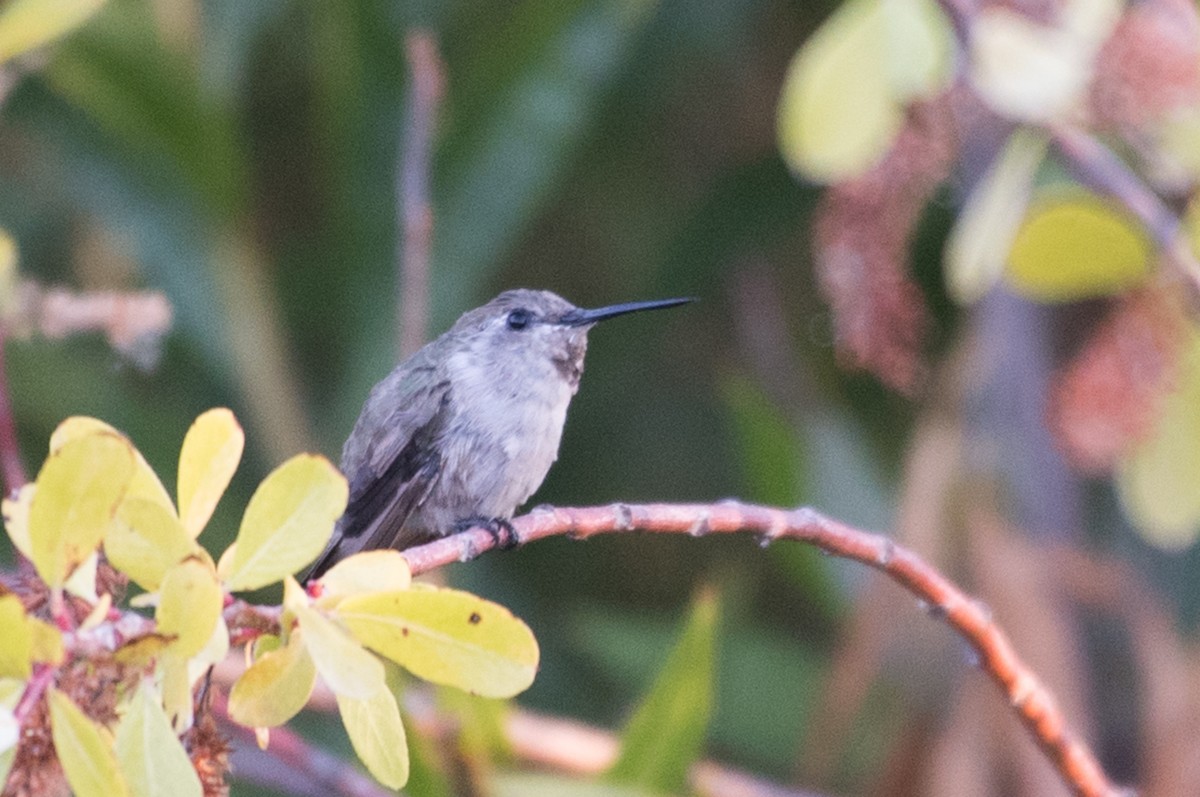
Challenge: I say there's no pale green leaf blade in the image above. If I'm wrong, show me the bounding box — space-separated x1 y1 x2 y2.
777 0 902 183
51 417 174 513
1117 332 1200 548
945 128 1049 304
228 632 317 728
177 408 244 538
881 0 954 100
2 483 34 559
0 678 21 786
106 498 196 591
315 550 412 608
0 596 31 679
29 433 135 587
221 454 348 591
336 684 409 789
336 588 539 698
160 653 193 733
1006 190 1152 301
48 688 129 797
293 598 385 700
607 590 719 793
156 557 222 658
0 0 106 63
115 680 202 797
493 774 656 797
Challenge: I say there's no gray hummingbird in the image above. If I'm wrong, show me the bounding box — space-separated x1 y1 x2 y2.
304 289 691 580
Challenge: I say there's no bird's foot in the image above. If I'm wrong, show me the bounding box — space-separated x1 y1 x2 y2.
455 516 519 550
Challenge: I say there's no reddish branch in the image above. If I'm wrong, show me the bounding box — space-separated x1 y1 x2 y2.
402 502 1121 797
396 31 444 358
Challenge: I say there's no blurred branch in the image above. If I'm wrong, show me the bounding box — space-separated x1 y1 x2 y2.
397 31 444 359
402 503 1121 797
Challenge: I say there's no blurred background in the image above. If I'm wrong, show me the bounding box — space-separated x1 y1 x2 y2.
3 0 1200 794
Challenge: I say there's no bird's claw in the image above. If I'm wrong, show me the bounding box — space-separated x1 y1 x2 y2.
455 516 520 550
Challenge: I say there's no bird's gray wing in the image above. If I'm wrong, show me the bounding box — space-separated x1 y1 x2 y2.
304 357 451 580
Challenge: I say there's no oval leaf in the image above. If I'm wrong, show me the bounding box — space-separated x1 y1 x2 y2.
336 588 539 698
115 680 203 797
316 550 412 608
228 632 316 728
293 599 384 700
777 0 903 183
177 408 244 538
2 483 34 559
156 557 221 658
48 688 129 797
222 454 348 591
0 0 106 64
30 433 135 587
336 685 409 789
51 417 173 514
0 596 31 680
1007 191 1152 301
106 498 196 591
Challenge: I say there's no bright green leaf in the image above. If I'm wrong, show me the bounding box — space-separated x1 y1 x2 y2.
106 498 196 591
2 483 34 559
0 0 106 63
608 589 719 793
0 596 31 679
336 588 539 698
1007 191 1152 301
115 680 202 797
336 684 409 789
1117 331 1200 548
292 594 385 700
777 0 898 182
29 433 135 587
228 631 317 728
48 687 129 797
50 417 173 514
945 128 1049 303
221 454 348 591
156 557 221 658
316 550 412 608
177 408 243 538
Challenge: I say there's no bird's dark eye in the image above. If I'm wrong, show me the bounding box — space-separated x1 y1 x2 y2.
506 309 531 330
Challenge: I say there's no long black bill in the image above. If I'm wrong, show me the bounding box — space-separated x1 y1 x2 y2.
559 297 694 327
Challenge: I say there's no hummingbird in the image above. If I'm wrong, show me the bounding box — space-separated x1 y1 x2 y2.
304 289 692 580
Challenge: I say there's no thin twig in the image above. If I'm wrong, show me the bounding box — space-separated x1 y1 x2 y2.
401 502 1121 797
397 31 444 359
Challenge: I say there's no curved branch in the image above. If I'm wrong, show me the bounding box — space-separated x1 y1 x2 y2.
401 502 1121 797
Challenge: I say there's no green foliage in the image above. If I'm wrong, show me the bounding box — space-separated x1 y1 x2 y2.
607 589 719 794
1 410 544 791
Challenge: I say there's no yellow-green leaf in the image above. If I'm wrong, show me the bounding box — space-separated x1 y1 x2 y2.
115 680 202 797
106 498 196 591
29 616 64 665
156 557 221 658
0 0 106 63
0 595 31 679
777 0 948 183
114 634 174 667
2 483 34 559
221 454 348 591
1007 191 1152 301
177 408 243 539
63 550 98 601
493 774 655 797
336 588 539 698
48 687 129 797
1117 331 1200 548
316 550 412 608
50 417 173 514
292 595 384 700
945 128 1049 303
228 631 317 728
187 616 230 686
336 686 409 789
608 590 719 793
160 653 192 733
29 433 135 587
